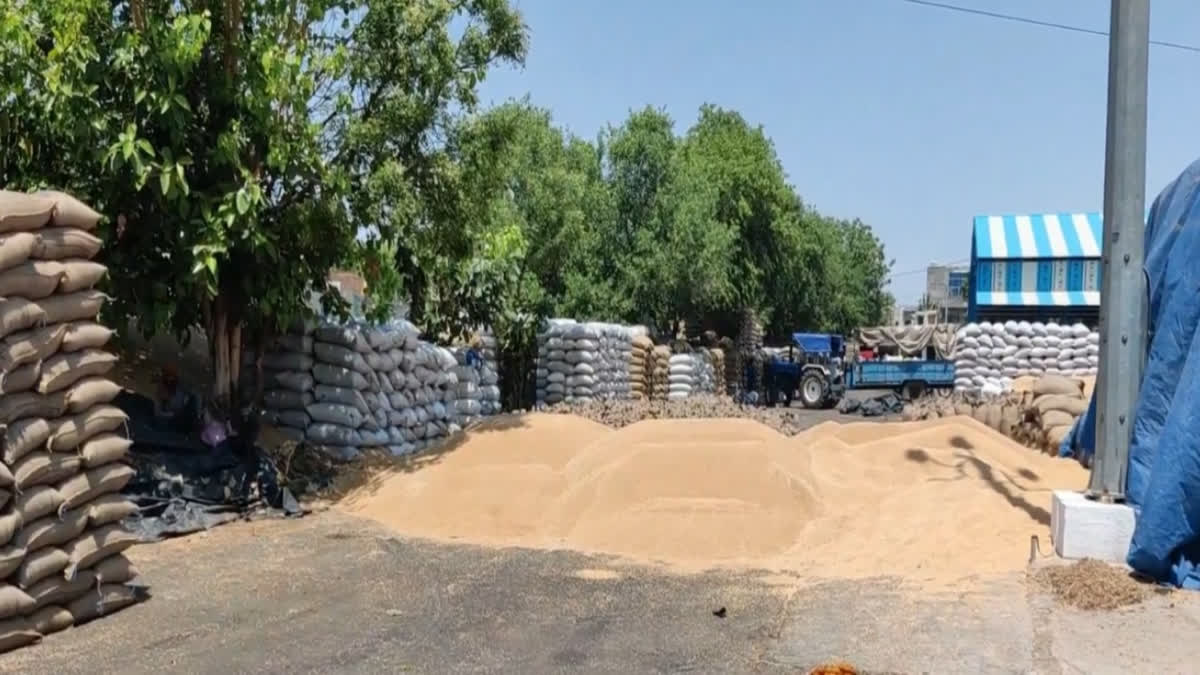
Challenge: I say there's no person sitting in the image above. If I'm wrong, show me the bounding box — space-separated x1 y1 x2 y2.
154 364 198 433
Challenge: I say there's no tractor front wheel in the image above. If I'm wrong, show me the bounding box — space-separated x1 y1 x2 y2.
799 372 825 409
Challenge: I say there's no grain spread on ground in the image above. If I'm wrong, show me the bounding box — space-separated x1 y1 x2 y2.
339 412 1087 586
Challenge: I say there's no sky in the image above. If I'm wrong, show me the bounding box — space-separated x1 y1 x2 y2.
473 0 1200 305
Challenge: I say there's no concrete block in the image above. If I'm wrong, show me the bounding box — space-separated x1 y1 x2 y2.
1051 489 1136 562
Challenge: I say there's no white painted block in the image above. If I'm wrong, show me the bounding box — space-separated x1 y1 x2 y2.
1050 490 1136 562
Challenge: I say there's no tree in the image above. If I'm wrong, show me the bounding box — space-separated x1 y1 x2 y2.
1 0 527 411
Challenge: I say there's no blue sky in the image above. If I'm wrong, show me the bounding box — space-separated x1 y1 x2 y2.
474 0 1200 304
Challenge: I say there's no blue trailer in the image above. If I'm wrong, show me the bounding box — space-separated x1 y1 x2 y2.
762 333 956 408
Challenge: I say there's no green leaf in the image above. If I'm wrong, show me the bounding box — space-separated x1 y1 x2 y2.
159 169 171 196
235 189 250 215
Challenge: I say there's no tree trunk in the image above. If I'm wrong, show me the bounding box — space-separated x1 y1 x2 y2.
208 295 243 416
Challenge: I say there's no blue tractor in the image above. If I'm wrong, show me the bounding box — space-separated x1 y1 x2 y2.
762 333 847 409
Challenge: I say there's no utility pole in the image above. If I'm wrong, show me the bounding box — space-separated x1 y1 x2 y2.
1088 0 1151 501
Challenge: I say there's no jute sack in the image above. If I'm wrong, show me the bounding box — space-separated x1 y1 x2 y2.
2 418 52 465
68 584 142 624
0 232 38 273
1032 375 1083 397
60 322 114 352
35 190 102 229
0 545 22 578
0 261 65 300
37 290 108 325
58 463 136 512
0 391 68 425
0 191 54 233
32 227 103 260
14 486 64 523
1041 409 1077 429
0 361 40 395
85 494 137 527
0 617 40 653
0 460 13 491
37 349 117 394
92 553 139 584
1046 424 1074 452
12 451 82 491
15 547 69 588
62 524 139 580
0 297 47 340
46 404 128 452
64 376 122 414
78 433 132 468
28 605 73 636
0 510 20 547
1034 394 1088 417
15 508 88 553
0 322 67 371
27 571 95 611
56 259 107 293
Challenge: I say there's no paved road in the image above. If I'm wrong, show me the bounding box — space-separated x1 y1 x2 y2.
3 512 1197 674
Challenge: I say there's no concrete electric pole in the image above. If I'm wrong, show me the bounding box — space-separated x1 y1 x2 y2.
1088 0 1151 501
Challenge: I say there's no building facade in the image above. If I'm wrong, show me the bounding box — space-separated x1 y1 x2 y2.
924 263 970 324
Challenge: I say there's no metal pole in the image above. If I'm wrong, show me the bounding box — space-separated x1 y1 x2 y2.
1088 0 1151 501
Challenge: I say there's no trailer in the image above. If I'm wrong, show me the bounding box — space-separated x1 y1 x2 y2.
844 358 957 400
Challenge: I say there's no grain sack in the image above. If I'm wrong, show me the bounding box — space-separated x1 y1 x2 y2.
0 546 22 579
15 547 69 588
1046 424 1074 450
0 463 13 491
0 298 46 339
85 494 138 527
46 405 127 452
265 369 314 393
60 322 114 352
64 377 122 413
58 463 136 511
78 433 132 468
12 451 82 490
314 341 370 374
313 384 370 415
68 584 142 624
0 617 39 653
314 323 357 347
273 409 310 431
0 322 67 371
1040 409 1077 429
312 363 368 390
1033 375 1083 397
28 605 72 636
26 570 94 609
56 259 107 293
0 232 38 273
0 362 40 395
0 511 19 547
14 486 64 523
0 391 68 425
35 190 102 229
306 423 360 447
307 402 364 428
274 333 313 354
0 260 65 299
32 227 103 260
37 349 117 394
16 508 88 553
261 352 314 372
92 553 139 584
262 389 312 411
37 290 107 324
2 418 52 465
0 191 54 232
1034 394 1088 417
62 523 139 580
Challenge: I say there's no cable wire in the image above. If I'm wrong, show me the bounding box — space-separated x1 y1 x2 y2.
896 0 1200 54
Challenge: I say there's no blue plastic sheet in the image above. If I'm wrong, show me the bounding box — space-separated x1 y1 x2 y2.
1061 157 1200 587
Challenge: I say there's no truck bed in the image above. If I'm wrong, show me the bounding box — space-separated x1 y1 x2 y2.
847 360 956 389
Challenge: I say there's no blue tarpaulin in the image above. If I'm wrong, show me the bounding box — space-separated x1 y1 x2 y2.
792 333 843 355
1059 156 1200 588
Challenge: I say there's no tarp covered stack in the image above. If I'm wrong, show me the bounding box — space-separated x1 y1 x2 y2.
0 190 143 653
856 324 958 360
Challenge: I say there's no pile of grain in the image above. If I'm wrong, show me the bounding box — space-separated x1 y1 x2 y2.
340 411 1087 584
0 190 143 653
1035 559 1152 610
546 394 818 435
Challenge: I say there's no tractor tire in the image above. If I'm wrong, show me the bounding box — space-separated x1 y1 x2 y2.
799 372 825 410
901 380 926 401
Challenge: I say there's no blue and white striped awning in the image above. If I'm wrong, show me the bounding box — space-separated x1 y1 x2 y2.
976 290 1100 307
972 213 1103 260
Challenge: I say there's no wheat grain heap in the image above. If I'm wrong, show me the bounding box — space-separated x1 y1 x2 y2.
0 190 143 654
953 321 1099 394
255 320 500 458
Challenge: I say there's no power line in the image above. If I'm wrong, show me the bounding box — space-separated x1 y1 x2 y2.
887 259 970 280
896 0 1200 54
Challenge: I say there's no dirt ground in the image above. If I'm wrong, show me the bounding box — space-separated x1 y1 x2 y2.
3 510 1197 675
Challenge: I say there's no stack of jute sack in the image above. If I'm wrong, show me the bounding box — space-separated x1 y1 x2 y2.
535 320 635 405
474 330 501 416
953 321 1099 393
650 345 670 401
733 310 764 397
629 335 653 400
257 318 490 457
0 190 143 652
